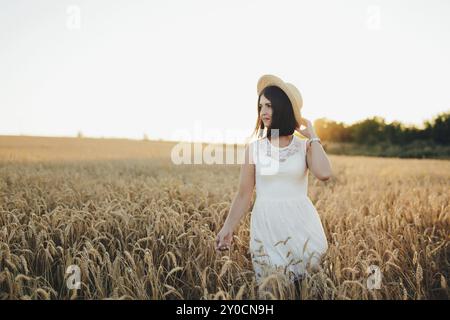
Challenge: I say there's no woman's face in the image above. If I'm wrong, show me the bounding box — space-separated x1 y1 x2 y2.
259 94 272 127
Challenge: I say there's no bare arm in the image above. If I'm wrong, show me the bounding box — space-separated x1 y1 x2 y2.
216 144 255 250
222 144 255 231
306 134 333 181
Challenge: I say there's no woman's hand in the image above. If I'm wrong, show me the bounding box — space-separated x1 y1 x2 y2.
215 226 233 252
296 117 318 139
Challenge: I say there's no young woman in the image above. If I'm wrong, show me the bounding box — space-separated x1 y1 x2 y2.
215 74 332 287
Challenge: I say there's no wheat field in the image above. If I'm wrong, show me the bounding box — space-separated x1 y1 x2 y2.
0 136 448 300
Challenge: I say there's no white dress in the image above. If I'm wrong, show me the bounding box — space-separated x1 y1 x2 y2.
248 134 328 284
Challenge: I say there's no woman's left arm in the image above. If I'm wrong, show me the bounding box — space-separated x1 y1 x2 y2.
297 118 333 181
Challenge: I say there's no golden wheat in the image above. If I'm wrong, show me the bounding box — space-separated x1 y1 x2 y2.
0 136 448 299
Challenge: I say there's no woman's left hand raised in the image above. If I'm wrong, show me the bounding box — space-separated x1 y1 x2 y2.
296 117 318 139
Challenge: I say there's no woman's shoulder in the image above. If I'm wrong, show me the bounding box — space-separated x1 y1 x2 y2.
294 135 308 152
244 137 266 164
246 137 266 147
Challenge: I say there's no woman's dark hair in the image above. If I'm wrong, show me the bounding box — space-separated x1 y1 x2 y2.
251 85 298 139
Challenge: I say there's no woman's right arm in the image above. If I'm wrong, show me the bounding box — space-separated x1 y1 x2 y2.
215 144 255 251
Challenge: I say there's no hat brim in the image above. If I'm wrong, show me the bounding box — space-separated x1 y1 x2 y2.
257 74 303 125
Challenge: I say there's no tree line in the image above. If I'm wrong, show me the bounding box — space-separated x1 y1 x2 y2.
313 111 450 146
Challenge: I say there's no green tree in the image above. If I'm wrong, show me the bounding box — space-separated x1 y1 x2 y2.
430 111 450 144
383 121 403 144
349 116 386 145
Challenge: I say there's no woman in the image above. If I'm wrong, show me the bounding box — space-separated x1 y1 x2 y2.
215 74 332 288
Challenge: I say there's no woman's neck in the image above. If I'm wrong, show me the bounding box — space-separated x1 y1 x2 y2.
268 134 293 147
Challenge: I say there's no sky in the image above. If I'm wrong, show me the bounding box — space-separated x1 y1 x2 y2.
1 0 449 143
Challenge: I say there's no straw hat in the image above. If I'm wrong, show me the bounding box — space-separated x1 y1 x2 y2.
257 74 303 126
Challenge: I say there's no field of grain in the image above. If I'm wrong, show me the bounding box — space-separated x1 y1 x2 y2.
0 136 448 300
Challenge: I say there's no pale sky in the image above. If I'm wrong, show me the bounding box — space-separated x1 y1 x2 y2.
1 0 449 143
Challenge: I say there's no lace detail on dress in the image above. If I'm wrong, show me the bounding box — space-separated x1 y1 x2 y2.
262 136 303 162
